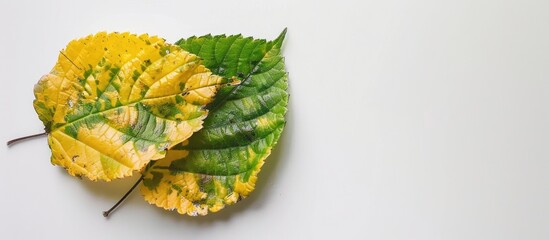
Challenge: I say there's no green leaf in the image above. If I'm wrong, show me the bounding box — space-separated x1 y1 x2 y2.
141 29 288 216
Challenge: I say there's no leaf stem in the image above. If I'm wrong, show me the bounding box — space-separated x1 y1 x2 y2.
7 132 48 146
103 175 144 218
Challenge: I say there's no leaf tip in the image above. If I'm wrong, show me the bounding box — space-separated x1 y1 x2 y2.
229 76 242 86
274 28 287 47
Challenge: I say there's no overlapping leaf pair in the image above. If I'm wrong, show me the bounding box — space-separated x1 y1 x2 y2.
32 30 288 216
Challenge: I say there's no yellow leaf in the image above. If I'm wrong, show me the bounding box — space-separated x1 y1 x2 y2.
33 32 229 181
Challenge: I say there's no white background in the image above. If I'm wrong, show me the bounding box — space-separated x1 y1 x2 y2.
0 0 548 239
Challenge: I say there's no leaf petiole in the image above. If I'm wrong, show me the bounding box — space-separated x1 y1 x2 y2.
103 175 144 218
7 132 48 146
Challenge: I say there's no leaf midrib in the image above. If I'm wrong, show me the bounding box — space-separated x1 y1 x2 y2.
52 82 222 133
202 38 279 112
